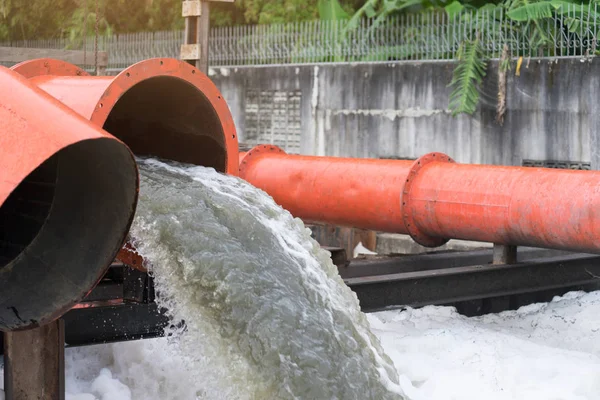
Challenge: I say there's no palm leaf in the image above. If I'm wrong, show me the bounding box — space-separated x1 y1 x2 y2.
448 38 488 116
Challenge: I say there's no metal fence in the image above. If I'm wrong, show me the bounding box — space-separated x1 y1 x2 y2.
2 5 599 70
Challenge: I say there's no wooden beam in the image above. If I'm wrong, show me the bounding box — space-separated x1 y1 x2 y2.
182 0 202 17
181 0 233 74
180 44 201 60
4 319 65 400
197 1 211 74
0 47 108 68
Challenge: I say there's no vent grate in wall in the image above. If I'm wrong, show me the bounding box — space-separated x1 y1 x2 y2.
244 90 302 154
522 159 591 170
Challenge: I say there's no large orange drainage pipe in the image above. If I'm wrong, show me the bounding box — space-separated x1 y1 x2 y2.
0 66 138 331
240 145 600 254
11 57 240 271
11 57 239 175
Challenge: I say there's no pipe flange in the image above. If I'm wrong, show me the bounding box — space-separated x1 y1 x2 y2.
11 58 89 78
401 152 455 248
239 145 286 178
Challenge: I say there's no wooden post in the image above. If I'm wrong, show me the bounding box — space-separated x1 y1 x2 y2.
493 244 517 264
198 1 211 74
4 319 65 400
181 0 234 74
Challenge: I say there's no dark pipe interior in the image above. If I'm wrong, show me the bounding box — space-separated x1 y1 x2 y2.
0 139 137 331
103 76 227 171
0 157 56 269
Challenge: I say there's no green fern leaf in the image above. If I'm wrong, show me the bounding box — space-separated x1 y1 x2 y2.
448 39 488 116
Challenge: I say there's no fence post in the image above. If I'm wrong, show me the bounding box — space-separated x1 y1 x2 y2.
181 0 234 74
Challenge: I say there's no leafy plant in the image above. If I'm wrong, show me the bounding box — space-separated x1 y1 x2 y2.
318 0 351 19
339 0 600 116
448 38 487 115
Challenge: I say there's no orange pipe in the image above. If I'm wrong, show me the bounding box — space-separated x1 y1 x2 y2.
11 58 239 175
0 66 138 330
11 57 240 271
240 145 600 254
239 151 248 164
240 145 413 234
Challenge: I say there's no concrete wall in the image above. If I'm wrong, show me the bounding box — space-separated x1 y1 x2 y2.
210 58 600 168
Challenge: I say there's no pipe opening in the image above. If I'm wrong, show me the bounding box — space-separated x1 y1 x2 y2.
0 138 137 330
103 75 227 171
0 157 57 269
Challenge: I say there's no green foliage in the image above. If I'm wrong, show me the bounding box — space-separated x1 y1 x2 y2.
4 0 600 117
506 1 554 21
448 38 487 115
210 2 246 27
319 0 351 20
65 1 111 48
237 0 319 24
337 0 600 115
347 0 431 30
444 1 465 18
0 0 76 41
1 0 354 41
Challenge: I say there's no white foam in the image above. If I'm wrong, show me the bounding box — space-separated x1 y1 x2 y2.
2 290 600 399
370 290 600 400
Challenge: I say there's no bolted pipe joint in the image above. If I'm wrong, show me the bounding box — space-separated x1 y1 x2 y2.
238 145 600 255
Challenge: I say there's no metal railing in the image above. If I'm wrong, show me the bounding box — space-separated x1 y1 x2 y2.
2 4 599 70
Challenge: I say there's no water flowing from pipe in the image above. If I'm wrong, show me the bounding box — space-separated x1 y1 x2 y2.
129 158 405 400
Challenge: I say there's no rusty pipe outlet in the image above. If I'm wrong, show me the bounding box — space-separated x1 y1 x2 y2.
11 57 239 174
11 58 240 271
0 66 138 331
239 145 600 254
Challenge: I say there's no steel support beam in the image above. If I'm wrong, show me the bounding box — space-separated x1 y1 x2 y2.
347 253 600 312
1 251 597 354
63 304 169 346
340 247 567 278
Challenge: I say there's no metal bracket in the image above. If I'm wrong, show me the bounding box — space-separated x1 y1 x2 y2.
182 1 202 17
493 244 517 264
183 0 234 17
180 44 201 60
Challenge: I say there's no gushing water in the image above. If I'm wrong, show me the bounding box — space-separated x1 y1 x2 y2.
129 158 405 400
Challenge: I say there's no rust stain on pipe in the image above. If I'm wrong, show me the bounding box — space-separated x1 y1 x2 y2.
116 242 146 272
240 145 600 254
0 66 138 330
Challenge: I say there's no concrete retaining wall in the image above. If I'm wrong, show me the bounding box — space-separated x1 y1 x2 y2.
210 58 600 168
